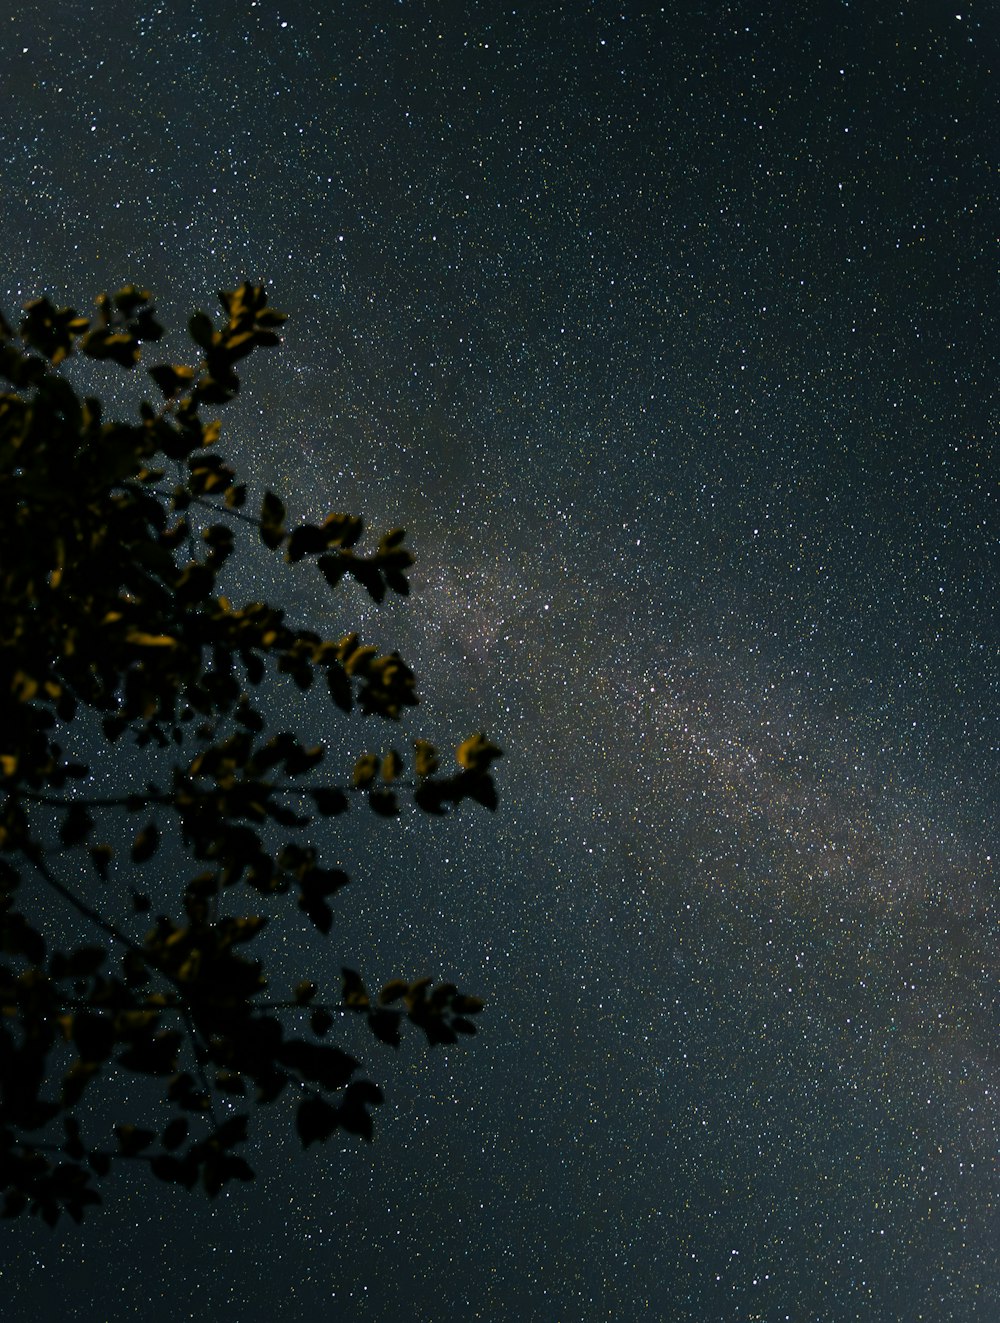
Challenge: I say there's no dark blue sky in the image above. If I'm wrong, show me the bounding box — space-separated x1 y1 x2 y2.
2 3 996 1319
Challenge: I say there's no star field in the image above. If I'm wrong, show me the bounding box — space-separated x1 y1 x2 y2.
1 3 996 1320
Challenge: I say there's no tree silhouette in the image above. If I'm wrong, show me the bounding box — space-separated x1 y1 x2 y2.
0 283 502 1224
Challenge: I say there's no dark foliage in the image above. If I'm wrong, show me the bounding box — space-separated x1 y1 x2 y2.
0 284 503 1224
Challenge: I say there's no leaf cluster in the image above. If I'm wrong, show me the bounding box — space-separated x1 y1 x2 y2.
0 285 501 1223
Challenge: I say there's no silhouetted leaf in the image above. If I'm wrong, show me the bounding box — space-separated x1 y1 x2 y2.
149 363 195 399
61 1062 98 1106
296 1096 337 1149
130 823 160 863
309 1008 334 1037
260 491 286 549
367 1009 402 1048
341 969 369 1008
368 788 398 817
150 1154 197 1187
352 754 379 788
279 1040 357 1090
215 1073 247 1095
456 733 504 773
73 1013 115 1063
63 1117 85 1161
118 1030 181 1076
337 1080 383 1141
188 310 215 349
2 912 46 964
60 804 94 848
309 786 348 815
378 979 408 1005
51 947 106 979
115 1125 155 1157
88 844 113 881
81 328 141 368
162 1118 188 1151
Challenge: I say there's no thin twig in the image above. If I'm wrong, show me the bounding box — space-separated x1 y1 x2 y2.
27 849 146 958
14 781 419 809
179 1004 220 1128
16 789 170 809
15 1139 156 1163
145 484 263 528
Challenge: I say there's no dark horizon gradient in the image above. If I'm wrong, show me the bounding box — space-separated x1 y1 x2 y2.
1 3 996 1320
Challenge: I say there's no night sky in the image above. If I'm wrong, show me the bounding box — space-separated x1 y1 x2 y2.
2 2 997 1320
